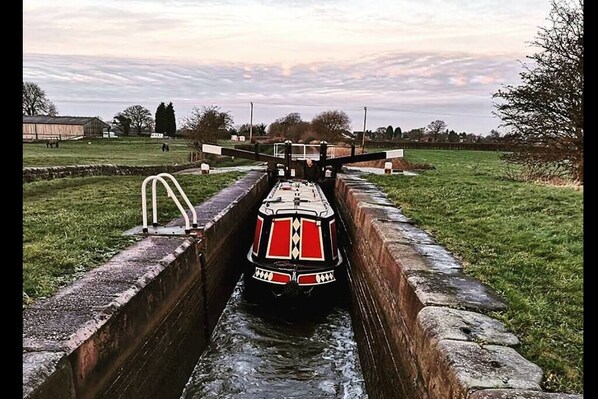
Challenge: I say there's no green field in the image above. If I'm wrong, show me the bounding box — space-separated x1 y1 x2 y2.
22 137 259 167
23 172 245 306
22 142 583 393
365 150 583 394
23 137 194 166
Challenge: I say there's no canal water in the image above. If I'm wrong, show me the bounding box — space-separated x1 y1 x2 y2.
179 271 368 399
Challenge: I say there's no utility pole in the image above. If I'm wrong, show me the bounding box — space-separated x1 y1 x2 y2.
249 102 254 143
361 106 367 153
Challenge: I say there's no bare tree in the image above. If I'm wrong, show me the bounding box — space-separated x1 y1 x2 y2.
183 105 233 145
374 127 387 139
288 121 312 142
493 0 583 182
405 128 424 141
23 82 58 116
487 129 502 143
238 123 267 136
279 112 302 125
426 120 447 142
268 113 304 139
311 110 351 142
116 105 154 136
267 121 283 138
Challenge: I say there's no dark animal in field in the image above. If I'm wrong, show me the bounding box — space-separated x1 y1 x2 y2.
46 139 59 148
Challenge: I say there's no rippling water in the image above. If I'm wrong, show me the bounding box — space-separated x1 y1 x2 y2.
180 277 368 399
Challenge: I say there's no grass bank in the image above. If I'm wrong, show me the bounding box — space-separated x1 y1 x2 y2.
365 150 583 394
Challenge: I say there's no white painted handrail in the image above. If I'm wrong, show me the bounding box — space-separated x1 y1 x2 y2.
155 173 198 227
141 175 191 233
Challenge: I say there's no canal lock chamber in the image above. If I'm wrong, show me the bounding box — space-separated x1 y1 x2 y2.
178 176 371 399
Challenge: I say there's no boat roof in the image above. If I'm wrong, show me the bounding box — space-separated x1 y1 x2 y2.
259 180 334 218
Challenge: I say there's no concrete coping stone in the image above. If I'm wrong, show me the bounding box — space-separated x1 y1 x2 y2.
356 204 412 224
384 242 446 273
372 219 436 244
407 270 508 311
437 340 543 391
347 189 394 205
412 243 464 271
418 306 519 346
22 236 194 396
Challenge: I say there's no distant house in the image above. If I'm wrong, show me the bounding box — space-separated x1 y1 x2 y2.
23 116 110 141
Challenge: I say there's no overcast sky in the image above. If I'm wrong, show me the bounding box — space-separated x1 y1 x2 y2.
23 0 552 134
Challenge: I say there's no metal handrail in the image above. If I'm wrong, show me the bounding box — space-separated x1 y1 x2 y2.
154 172 198 227
141 175 191 233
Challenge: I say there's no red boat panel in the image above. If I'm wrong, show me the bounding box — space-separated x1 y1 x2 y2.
271 272 291 283
300 219 324 260
298 274 318 285
266 218 292 259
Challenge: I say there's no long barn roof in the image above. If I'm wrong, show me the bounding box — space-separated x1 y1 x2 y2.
22 116 109 126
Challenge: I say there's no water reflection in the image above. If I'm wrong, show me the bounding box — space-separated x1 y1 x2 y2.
180 276 368 399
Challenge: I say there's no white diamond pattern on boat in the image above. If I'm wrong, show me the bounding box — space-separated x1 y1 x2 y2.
254 268 274 282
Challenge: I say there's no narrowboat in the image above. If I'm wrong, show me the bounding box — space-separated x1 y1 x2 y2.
246 179 343 298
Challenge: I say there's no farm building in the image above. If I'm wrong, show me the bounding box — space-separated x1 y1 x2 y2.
23 116 110 141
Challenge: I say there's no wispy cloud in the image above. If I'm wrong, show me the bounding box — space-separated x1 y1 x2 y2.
23 51 522 132
24 0 551 63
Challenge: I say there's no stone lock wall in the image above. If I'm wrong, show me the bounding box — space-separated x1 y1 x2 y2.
334 172 581 399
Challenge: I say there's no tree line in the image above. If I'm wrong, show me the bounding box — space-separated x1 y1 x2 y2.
112 103 177 137
20 86 490 145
